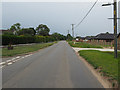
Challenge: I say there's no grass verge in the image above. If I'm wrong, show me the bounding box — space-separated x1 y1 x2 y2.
79 50 119 87
2 42 57 57
68 41 102 48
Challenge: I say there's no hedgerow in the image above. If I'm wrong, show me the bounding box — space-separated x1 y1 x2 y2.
2 35 56 45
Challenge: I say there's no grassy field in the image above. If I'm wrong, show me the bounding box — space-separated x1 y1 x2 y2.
68 41 102 48
79 50 119 84
2 42 56 57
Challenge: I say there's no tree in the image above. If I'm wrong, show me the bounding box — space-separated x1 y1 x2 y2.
10 26 16 32
67 34 73 40
14 23 21 31
52 33 66 40
106 32 109 34
36 24 50 36
29 28 36 35
10 23 21 35
18 28 36 36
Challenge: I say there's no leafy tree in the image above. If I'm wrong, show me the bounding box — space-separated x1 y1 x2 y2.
14 23 21 30
106 32 109 34
29 28 36 35
67 34 73 40
36 24 50 36
10 23 21 35
52 33 66 40
10 26 16 32
10 23 21 31
18 28 36 36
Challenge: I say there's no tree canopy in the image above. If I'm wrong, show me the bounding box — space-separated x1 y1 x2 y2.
36 24 50 36
18 28 36 36
9 23 21 35
10 23 21 31
67 34 73 40
7 23 67 41
52 33 66 40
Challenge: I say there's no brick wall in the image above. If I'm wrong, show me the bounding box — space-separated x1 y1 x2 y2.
87 40 114 48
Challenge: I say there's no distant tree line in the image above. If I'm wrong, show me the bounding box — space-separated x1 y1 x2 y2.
2 23 71 45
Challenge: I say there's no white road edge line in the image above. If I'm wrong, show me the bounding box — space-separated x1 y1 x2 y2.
1 54 33 68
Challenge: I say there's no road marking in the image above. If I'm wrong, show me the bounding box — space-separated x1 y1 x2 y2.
12 59 19 62
12 60 17 63
0 62 6 65
7 62 12 65
6 60 12 63
24 55 28 57
25 54 31 57
11 58 16 60
21 57 25 59
16 56 20 59
1 53 33 68
16 59 21 61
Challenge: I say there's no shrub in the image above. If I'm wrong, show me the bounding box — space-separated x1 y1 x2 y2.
2 35 56 45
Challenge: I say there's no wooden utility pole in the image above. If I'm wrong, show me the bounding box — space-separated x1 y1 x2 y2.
114 0 117 58
102 0 118 58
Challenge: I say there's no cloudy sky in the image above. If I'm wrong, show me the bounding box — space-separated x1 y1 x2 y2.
2 0 119 36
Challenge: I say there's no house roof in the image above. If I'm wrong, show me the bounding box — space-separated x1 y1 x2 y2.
85 36 96 40
76 36 85 39
95 33 114 40
80 37 85 39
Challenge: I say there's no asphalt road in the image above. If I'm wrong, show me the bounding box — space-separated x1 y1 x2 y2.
2 41 103 88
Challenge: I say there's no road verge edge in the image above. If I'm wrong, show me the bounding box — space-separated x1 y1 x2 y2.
74 50 113 88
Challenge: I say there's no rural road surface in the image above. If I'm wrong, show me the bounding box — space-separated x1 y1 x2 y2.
2 41 103 88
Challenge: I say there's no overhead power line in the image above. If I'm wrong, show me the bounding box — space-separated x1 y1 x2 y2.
75 0 99 28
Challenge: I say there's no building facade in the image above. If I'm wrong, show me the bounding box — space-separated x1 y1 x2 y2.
88 33 114 48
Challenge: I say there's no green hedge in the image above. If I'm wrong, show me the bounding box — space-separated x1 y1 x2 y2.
2 35 56 45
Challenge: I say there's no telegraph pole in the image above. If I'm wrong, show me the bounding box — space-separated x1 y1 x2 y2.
102 0 118 58
71 24 75 38
114 0 117 58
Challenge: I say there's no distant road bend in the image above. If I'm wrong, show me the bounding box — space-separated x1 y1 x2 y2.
3 41 103 88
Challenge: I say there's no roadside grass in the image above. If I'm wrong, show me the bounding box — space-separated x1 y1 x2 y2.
102 44 113 48
79 50 119 82
2 42 57 57
68 41 102 48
